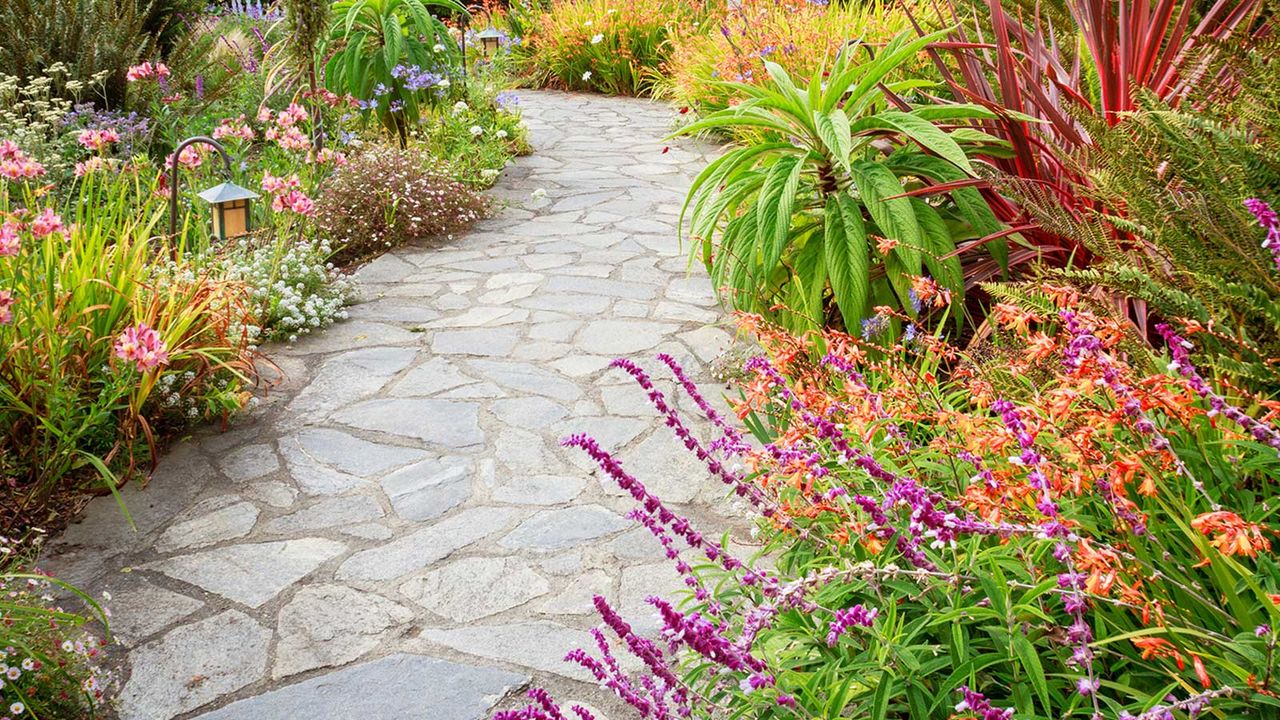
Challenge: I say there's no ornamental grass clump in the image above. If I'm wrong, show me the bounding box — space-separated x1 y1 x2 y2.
520 0 711 95
313 144 489 263
659 0 915 117
500 286 1280 718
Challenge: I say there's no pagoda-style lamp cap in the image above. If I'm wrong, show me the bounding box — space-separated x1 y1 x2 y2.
197 181 259 241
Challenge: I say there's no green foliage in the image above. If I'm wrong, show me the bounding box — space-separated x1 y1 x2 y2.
0 0 202 109
1004 59 1280 394
0 172 256 517
0 563 114 716
673 31 1004 334
517 0 710 96
322 0 467 145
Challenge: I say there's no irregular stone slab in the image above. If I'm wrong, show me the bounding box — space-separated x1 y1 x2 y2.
99 577 204 645
489 473 586 505
118 610 269 720
272 584 414 679
288 346 418 415
263 495 384 534
154 498 260 554
280 427 429 495
244 481 297 508
389 356 478 397
490 397 569 427
427 306 528 328
340 522 394 540
287 320 418 354
618 561 689 636
413 621 596 681
194 654 526 720
467 359 582 402
147 538 346 608
52 442 211 553
577 320 678 355
431 327 521 356
500 505 631 552
346 297 441 324
402 557 550 622
332 399 484 448
380 456 473 521
615 431 706 504
539 569 612 616
216 443 280 482
337 506 521 582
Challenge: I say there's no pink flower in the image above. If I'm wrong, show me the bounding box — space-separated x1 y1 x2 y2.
114 323 170 371
261 173 301 194
74 157 113 177
126 62 171 82
0 290 13 324
77 128 120 152
271 190 316 216
308 148 348 166
0 144 46 180
29 209 64 238
212 115 254 141
165 145 204 170
0 220 21 256
275 126 310 151
256 107 274 124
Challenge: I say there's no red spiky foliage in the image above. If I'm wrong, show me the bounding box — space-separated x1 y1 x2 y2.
903 0 1270 285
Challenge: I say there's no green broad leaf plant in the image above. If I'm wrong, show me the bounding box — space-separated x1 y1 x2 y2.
323 0 467 146
673 30 1006 334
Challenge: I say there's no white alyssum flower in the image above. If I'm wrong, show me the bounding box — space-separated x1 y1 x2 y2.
438 78 451 88
469 125 484 136
452 100 469 114
591 33 604 44
582 71 593 81
480 168 500 180
495 129 508 139
433 43 445 52
583 19 593 26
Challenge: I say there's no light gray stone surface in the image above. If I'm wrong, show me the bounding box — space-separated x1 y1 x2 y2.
41 91 740 719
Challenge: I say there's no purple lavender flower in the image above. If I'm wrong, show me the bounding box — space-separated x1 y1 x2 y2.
1245 197 1280 272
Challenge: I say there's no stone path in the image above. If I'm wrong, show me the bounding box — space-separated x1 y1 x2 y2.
42 91 738 720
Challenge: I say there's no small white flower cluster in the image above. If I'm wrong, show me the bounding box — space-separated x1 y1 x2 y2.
220 237 354 343
156 370 203 419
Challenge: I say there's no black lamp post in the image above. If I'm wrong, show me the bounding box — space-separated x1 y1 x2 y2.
167 136 259 241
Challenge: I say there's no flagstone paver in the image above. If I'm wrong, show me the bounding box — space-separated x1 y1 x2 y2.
40 91 737 720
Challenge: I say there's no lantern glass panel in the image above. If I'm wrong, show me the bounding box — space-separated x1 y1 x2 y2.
222 199 250 238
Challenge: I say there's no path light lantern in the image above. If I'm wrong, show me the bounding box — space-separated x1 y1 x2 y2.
197 181 259 241
476 26 504 58
168 135 257 242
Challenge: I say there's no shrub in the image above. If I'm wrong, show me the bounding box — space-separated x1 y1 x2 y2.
674 32 1004 334
313 144 489 263
418 75 531 188
0 556 115 717
323 0 467 145
659 0 915 117
520 0 710 96
502 289 1280 719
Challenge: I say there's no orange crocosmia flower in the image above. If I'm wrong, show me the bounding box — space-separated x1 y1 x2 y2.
1024 332 1056 361
1192 654 1212 689
991 302 1040 335
1133 638 1185 669
1270 594 1280 606
1191 511 1272 560
875 236 898 255
1076 539 1122 596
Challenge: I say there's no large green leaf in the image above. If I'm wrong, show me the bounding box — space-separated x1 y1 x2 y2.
815 109 854 175
851 110 976 174
754 155 804 281
850 159 922 276
824 193 870 329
